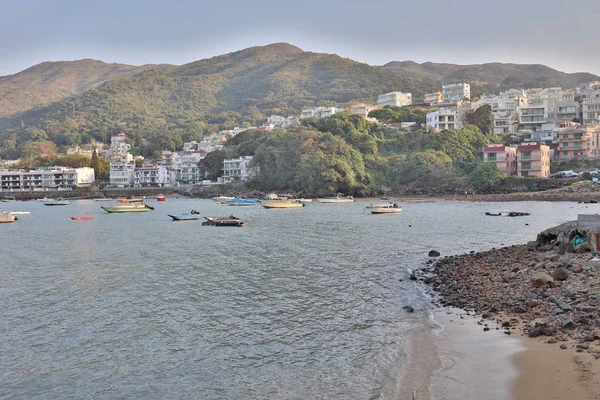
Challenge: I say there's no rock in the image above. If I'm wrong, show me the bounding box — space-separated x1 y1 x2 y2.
428 250 440 257
409 273 417 281
528 320 557 337
574 242 592 254
560 344 568 349
553 267 569 281
512 306 526 313
527 241 538 250
531 271 554 288
557 301 572 312
562 318 576 330
551 307 565 316
483 327 490 332
576 343 590 350
403 305 415 313
572 266 584 273
547 339 557 344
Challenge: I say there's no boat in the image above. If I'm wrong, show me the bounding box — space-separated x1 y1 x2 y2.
37 197 53 202
43 199 71 206
261 199 305 209
71 216 94 221
93 198 114 202
485 211 530 217
202 216 246 227
157 194 165 201
118 198 144 203
213 196 235 204
317 194 355 203
101 202 154 213
227 198 260 206
6 211 31 215
366 202 402 214
168 213 201 221
1 196 16 202
0 211 17 223
296 198 312 203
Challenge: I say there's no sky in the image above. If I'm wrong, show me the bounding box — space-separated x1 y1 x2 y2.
1 0 599 76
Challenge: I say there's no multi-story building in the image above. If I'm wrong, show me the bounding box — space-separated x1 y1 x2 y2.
219 156 257 183
580 82 600 125
518 88 577 132
133 166 174 187
556 126 600 160
426 103 466 131
424 92 442 105
377 92 412 107
348 103 379 118
483 144 517 177
108 132 136 187
515 142 550 178
476 89 527 134
0 167 95 191
442 83 470 103
300 107 340 119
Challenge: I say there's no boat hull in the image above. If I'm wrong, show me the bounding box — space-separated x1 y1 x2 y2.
101 206 150 213
168 214 201 221
369 207 403 214
71 216 94 220
43 201 71 206
261 200 305 208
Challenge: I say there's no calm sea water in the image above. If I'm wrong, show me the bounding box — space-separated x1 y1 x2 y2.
0 198 593 399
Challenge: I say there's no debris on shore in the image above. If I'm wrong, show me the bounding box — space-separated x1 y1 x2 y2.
415 220 600 355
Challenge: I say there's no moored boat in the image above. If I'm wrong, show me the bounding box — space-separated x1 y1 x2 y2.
317 194 354 203
1 196 16 202
6 211 31 215
157 194 165 201
43 199 71 206
366 202 402 214
202 215 246 227
227 198 260 206
118 198 144 203
71 216 94 221
101 202 154 213
296 198 312 203
213 196 235 204
261 199 305 209
0 211 17 223
168 213 201 221
93 198 113 201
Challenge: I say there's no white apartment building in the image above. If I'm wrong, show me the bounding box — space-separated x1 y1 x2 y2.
475 89 527 134
183 140 223 153
348 103 379 118
442 83 470 103
108 132 136 187
426 103 466 131
219 156 257 183
0 167 95 191
519 88 577 132
133 166 174 187
377 92 412 107
300 107 340 119
580 82 600 125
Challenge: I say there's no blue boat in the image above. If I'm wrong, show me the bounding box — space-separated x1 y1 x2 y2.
227 198 259 206
168 213 201 221
43 199 71 206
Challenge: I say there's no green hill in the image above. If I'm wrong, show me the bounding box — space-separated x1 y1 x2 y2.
0 59 173 117
380 61 599 91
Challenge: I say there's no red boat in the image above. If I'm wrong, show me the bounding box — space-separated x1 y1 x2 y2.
71 216 94 221
157 194 165 201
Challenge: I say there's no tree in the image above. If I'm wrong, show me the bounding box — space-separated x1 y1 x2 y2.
466 105 494 136
470 162 504 186
90 149 109 181
56 154 91 168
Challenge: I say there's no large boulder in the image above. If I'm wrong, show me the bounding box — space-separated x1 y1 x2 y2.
527 319 557 337
531 271 554 288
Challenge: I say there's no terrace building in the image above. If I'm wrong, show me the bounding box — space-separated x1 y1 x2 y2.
377 92 412 107
515 142 550 178
0 167 95 191
442 83 470 103
483 144 517 177
556 126 600 160
219 156 257 183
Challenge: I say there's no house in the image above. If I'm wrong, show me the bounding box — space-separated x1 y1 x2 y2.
518 88 578 132
579 82 600 125
483 144 517 177
348 103 379 118
0 167 95 191
556 126 600 160
133 166 174 187
515 142 550 178
426 103 466 131
377 92 412 108
108 132 136 187
300 107 340 119
219 156 257 183
423 92 442 105
442 83 470 103
475 89 527 134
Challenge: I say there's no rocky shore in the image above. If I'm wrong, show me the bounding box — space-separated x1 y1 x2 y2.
414 220 600 358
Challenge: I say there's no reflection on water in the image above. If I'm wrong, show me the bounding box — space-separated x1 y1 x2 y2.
0 199 591 398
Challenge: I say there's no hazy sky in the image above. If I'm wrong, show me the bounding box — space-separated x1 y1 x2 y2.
1 0 599 76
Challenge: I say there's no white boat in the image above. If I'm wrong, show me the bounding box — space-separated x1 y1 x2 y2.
317 194 354 203
297 198 312 203
261 199 305 209
7 211 31 215
213 196 235 204
366 202 402 214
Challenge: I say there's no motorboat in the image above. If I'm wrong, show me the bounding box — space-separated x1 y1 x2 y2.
317 194 355 203
366 202 402 214
485 211 530 217
157 194 165 201
261 199 305 209
43 199 71 206
101 202 154 213
118 198 144 203
71 216 94 221
213 196 235 204
0 211 17 223
93 198 113 201
168 213 201 221
227 198 260 206
1 196 16 202
202 216 246 227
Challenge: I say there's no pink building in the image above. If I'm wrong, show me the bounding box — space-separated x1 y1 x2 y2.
556 126 600 160
483 144 517 177
516 143 550 178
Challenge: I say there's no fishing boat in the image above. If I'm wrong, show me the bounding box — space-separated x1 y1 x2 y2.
0 211 17 223
213 196 235 204
366 202 402 214
202 216 246 227
118 198 144 203
157 194 165 201
71 216 94 221
227 198 260 206
43 199 71 206
317 194 355 203
261 199 305 209
101 202 154 213
1 196 16 202
168 213 201 221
